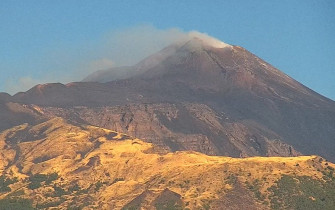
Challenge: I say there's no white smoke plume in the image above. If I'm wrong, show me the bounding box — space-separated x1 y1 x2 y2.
3 25 228 95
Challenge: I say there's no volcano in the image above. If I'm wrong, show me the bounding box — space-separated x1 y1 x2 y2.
5 35 335 161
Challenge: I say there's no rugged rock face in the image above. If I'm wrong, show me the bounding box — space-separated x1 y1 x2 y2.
39 103 301 158
3 37 335 161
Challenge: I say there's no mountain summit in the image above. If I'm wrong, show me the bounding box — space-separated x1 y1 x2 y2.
177 32 231 49
82 34 231 83
5 35 335 162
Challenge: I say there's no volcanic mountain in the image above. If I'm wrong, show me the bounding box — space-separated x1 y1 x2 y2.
3 36 335 162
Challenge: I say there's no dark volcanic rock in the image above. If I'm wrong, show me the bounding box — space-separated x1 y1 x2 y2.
40 103 301 158
0 92 11 102
0 102 46 132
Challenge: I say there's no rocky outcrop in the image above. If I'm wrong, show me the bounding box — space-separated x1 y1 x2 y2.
39 103 301 158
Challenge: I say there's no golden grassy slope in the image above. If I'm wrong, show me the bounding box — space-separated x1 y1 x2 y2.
0 118 334 210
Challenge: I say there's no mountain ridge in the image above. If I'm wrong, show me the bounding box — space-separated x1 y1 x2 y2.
1 37 335 162
0 117 334 209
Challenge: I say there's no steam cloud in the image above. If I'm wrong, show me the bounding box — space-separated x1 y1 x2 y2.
4 25 227 95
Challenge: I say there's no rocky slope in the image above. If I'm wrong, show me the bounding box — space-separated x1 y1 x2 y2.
39 103 301 158
0 118 334 210
0 99 46 132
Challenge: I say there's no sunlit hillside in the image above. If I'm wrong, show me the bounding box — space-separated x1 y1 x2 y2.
0 118 334 209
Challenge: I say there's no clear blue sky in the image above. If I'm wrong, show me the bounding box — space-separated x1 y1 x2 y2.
1 0 334 100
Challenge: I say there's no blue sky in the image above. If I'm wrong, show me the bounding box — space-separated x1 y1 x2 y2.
1 0 334 100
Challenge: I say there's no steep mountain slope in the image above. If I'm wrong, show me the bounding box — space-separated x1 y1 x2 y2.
0 98 46 132
6 36 335 161
39 103 301 158
82 66 135 83
82 41 183 83
0 118 334 210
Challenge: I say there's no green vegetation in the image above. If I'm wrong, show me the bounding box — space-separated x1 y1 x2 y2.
225 174 237 185
36 198 65 209
67 206 84 210
322 166 334 180
112 177 124 184
52 185 67 197
268 174 335 210
46 172 59 184
68 183 81 193
95 181 107 191
177 180 190 189
154 201 183 210
7 189 25 197
246 179 265 201
0 198 34 210
67 198 89 210
28 173 58 189
201 203 210 210
0 175 17 192
122 206 140 210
